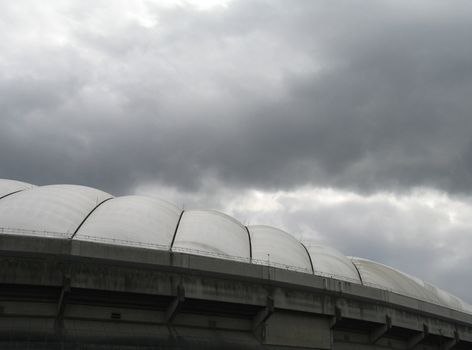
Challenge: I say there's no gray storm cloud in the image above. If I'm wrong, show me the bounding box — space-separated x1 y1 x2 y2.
1 0 472 301
2 0 472 194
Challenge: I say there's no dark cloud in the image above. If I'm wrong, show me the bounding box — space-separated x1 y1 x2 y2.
2 1 472 195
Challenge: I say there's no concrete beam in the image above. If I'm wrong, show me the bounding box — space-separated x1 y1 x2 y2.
54 276 71 333
166 285 185 324
440 330 460 350
56 276 71 319
407 324 428 350
330 306 342 329
253 296 274 331
370 315 392 344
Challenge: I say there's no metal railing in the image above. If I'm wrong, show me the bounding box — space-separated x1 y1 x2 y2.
0 226 358 280
0 226 71 238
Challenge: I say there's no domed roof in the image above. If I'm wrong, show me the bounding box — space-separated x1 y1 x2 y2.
0 183 112 237
305 243 362 283
173 210 251 262
351 257 442 304
0 178 470 314
248 225 313 273
75 195 182 249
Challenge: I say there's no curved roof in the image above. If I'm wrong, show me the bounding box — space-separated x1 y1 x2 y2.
352 258 472 314
173 210 250 262
248 225 313 273
428 283 467 311
0 178 470 314
351 258 445 305
0 179 35 199
75 195 182 249
0 184 112 238
305 243 362 283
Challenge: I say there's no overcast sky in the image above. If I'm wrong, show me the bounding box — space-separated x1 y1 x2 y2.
1 0 472 302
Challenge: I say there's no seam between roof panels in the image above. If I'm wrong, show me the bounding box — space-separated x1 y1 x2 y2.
350 259 364 285
0 189 28 201
170 210 185 251
244 226 252 262
300 242 315 274
70 197 113 239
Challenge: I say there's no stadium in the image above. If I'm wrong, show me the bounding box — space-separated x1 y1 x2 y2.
0 178 471 349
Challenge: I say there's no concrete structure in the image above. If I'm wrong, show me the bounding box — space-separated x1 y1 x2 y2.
0 179 471 349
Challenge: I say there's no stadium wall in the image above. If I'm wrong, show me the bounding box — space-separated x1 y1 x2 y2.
1 234 471 350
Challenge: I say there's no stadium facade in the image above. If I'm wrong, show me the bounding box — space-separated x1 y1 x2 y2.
0 178 471 349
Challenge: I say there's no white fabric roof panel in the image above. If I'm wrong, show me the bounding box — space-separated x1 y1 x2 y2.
0 179 35 199
172 210 250 262
0 185 112 238
248 225 312 273
421 281 472 313
351 258 443 305
75 195 182 249
305 244 361 284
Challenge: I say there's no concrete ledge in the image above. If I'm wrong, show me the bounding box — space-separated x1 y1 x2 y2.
1 233 472 328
